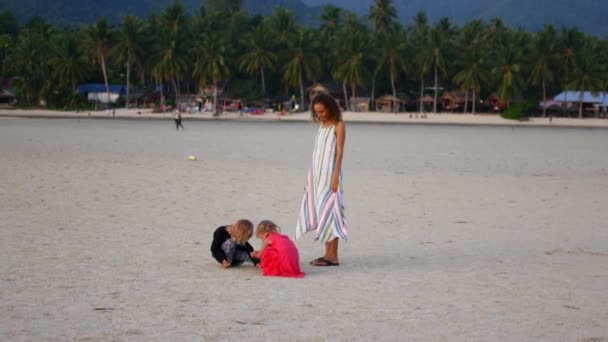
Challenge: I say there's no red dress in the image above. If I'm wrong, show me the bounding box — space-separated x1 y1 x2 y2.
260 233 305 278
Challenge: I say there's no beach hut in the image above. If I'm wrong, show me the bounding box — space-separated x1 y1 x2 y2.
553 91 608 118
417 94 434 112
349 97 370 112
487 92 524 112
0 89 16 105
307 83 329 101
77 84 126 106
441 91 480 112
375 95 406 113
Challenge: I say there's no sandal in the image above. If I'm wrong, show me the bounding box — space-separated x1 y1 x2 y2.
309 257 325 265
311 258 339 267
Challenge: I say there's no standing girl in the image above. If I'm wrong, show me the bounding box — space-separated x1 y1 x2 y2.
296 93 348 266
251 220 304 278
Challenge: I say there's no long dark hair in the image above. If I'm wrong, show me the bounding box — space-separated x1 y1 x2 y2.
311 93 342 123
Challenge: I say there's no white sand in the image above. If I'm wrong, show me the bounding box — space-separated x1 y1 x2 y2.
1 118 607 341
2 107 608 128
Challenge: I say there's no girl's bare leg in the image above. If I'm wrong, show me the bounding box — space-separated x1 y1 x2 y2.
324 238 339 263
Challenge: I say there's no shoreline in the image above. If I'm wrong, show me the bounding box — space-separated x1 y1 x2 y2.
2 108 608 129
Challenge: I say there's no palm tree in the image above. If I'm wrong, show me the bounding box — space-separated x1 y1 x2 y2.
428 26 449 113
239 23 277 97
528 24 557 117
319 5 342 77
5 19 54 105
494 31 527 107
155 2 188 101
452 19 488 113
282 28 321 111
334 28 369 111
192 32 229 115
112 16 143 109
411 11 430 113
269 6 296 46
567 38 605 118
0 33 11 76
83 18 114 108
558 27 583 90
453 49 487 114
49 30 90 92
369 0 397 34
374 27 407 113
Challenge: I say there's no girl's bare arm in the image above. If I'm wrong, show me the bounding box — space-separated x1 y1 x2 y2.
331 121 346 193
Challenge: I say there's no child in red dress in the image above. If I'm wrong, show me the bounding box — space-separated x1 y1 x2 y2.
251 220 304 278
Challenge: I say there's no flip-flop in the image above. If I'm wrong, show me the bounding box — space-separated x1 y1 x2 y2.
309 257 325 265
311 258 339 267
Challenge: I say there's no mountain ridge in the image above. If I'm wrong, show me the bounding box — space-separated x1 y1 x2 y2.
0 0 606 36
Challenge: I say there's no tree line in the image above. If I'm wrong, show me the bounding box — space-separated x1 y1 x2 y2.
0 0 607 118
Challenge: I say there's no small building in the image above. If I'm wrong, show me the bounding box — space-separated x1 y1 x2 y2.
0 89 17 105
375 95 406 113
487 92 524 112
553 91 608 117
77 84 126 104
349 97 370 112
307 83 329 101
441 91 480 112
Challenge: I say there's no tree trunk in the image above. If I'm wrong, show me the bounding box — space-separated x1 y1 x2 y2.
213 83 219 116
101 54 110 112
472 90 477 114
391 70 397 114
126 59 131 109
343 82 349 112
299 71 305 112
578 89 584 119
419 79 424 113
433 64 438 113
371 75 376 111
541 77 546 118
464 89 469 113
260 66 266 97
352 84 356 112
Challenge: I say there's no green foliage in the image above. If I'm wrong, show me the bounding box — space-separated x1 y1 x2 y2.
501 100 536 120
0 1 607 115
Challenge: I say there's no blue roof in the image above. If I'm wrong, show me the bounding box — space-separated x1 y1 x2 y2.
77 84 126 94
554 91 608 105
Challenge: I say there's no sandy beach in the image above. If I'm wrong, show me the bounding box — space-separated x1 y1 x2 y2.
2 107 608 129
1 117 607 341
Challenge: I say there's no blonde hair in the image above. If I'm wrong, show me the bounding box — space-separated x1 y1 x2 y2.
230 219 253 245
256 220 280 237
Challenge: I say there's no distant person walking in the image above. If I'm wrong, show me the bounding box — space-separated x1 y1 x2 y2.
174 110 184 130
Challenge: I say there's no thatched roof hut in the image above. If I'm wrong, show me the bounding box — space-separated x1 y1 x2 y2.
440 91 467 112
307 83 330 101
376 95 406 113
0 89 16 105
349 97 370 112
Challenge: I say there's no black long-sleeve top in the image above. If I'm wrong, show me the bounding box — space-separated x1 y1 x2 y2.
210 226 259 265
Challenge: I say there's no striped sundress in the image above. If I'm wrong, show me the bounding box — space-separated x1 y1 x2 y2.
296 124 348 242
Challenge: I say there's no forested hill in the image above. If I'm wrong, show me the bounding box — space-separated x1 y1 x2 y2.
1 0 607 36
0 0 322 27
301 0 608 36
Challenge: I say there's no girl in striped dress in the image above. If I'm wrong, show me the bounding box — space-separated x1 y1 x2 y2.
296 93 348 267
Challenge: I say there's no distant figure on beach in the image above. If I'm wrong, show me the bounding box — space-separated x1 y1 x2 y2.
296 93 348 267
210 219 259 268
174 111 184 130
251 220 304 278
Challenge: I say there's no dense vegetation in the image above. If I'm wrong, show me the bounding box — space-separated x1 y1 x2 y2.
0 0 607 118
302 0 608 37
